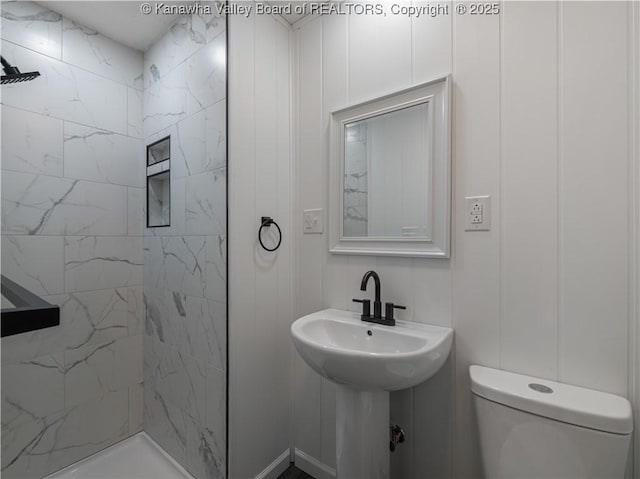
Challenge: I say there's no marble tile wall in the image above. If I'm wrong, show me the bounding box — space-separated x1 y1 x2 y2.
0 2 145 478
343 124 368 237
142 5 227 479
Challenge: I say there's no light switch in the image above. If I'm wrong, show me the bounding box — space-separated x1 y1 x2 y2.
465 196 491 231
303 209 323 234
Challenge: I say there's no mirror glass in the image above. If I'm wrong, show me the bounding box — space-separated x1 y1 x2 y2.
343 102 431 238
329 76 451 257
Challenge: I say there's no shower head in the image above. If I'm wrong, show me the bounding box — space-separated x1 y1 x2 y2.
1 56 40 84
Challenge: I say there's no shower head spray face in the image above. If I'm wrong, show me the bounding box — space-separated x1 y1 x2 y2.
0 56 40 84
1 71 41 84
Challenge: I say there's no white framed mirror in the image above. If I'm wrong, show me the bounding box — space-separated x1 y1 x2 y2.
329 75 452 258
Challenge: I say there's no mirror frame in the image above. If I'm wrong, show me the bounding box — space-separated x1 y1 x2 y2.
329 75 452 258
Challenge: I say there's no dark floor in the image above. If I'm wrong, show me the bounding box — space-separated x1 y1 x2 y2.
277 463 315 479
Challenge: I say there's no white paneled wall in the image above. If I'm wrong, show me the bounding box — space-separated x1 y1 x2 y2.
228 13 293 479
559 2 630 396
293 2 638 478
500 1 558 380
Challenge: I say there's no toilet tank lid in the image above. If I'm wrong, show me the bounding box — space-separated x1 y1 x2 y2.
470 365 633 435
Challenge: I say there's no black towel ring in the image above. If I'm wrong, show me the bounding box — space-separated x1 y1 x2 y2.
258 216 282 252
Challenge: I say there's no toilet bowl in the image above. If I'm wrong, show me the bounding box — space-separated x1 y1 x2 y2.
470 365 633 478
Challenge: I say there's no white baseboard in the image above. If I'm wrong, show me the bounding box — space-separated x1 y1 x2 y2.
255 450 291 479
294 449 336 479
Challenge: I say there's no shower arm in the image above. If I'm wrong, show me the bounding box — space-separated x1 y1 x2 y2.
0 55 40 84
1 56 20 75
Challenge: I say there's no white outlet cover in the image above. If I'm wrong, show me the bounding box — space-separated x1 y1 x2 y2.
465 196 491 231
303 208 323 234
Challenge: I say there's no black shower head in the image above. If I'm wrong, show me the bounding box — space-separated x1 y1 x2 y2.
1 56 40 84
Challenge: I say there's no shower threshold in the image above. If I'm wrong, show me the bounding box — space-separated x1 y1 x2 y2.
44 432 193 479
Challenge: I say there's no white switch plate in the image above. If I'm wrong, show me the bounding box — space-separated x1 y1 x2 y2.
465 196 491 231
303 208 323 234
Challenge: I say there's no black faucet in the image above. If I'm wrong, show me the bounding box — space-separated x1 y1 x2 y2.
360 270 382 318
353 270 406 326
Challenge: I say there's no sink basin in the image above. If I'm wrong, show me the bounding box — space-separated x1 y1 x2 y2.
292 308 454 478
291 308 453 391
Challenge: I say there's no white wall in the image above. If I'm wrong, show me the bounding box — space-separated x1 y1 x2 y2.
293 2 638 478
228 12 293 479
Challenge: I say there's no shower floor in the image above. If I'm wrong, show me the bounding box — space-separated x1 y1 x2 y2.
44 432 193 479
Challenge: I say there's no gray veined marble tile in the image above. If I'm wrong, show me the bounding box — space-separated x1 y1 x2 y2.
1 40 128 134
205 100 226 171
0 235 64 296
205 366 226 436
1 1 62 59
186 410 225 479
128 286 144 336
142 10 224 91
144 236 208 297
128 187 145 236
61 288 129 350
0 294 68 364
185 36 226 116
128 87 143 138
64 122 144 187
186 360 226 478
198 4 226 42
1 390 128 479
143 61 187 138
183 295 226 372
144 335 207 424
129 383 144 435
61 18 143 88
64 236 143 292
64 335 143 407
205 235 226 303
2 171 128 236
185 169 226 236
143 286 188 348
143 355 188 465
173 109 206 178
1 353 65 431
1 105 63 176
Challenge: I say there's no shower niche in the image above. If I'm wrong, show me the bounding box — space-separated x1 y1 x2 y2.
146 136 170 227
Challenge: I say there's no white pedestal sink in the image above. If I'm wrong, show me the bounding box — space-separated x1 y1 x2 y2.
291 309 453 479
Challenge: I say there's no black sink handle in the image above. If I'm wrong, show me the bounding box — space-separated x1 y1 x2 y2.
352 298 371 319
385 302 406 321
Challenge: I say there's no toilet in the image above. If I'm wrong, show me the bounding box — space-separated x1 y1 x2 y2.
470 365 633 478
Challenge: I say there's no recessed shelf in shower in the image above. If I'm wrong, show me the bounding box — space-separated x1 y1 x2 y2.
146 136 171 228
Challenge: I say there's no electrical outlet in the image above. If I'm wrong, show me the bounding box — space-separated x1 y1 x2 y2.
465 196 491 231
303 208 323 234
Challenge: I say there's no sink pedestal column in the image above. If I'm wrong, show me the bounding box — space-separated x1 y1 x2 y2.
336 386 389 479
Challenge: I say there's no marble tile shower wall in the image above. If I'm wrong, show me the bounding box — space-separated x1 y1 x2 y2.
141 8 227 479
0 2 145 478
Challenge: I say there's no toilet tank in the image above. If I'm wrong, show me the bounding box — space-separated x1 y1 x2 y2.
470 365 633 479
